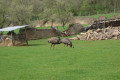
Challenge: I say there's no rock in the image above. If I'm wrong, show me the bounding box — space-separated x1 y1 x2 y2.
66 23 84 35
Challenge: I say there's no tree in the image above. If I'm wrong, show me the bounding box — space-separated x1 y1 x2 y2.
55 0 73 30
9 0 33 25
0 0 10 29
0 0 120 29
39 0 57 27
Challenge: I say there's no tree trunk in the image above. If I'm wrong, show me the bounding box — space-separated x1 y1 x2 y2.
51 19 54 27
62 23 66 31
61 19 66 31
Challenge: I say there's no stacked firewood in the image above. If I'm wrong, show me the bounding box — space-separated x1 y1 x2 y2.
69 27 120 40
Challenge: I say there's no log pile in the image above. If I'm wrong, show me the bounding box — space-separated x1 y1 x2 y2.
69 27 120 40
51 26 68 36
86 18 120 31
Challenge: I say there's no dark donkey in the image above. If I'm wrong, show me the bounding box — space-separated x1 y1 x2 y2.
60 38 74 48
48 37 61 48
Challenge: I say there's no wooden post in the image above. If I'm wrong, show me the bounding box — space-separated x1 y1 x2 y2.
25 27 28 45
11 31 14 46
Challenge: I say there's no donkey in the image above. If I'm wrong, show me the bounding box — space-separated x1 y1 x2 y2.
60 38 74 48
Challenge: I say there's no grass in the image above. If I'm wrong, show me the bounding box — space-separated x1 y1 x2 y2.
0 39 120 80
1 13 120 80
87 13 120 19
3 29 20 35
82 24 91 27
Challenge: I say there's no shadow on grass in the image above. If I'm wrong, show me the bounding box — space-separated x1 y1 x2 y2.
28 43 47 46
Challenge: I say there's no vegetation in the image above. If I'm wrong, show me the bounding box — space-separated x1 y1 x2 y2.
1 12 119 35
0 6 120 79
87 13 120 19
0 39 120 80
0 0 120 29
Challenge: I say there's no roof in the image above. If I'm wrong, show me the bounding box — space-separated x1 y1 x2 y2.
0 25 29 32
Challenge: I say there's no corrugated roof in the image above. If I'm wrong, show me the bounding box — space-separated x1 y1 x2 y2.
0 25 29 31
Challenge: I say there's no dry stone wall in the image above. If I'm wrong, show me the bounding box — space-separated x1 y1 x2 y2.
19 28 58 40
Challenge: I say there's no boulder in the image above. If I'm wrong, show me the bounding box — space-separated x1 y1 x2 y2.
66 23 84 35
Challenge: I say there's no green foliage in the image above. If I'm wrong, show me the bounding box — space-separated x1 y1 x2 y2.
0 0 120 28
10 0 33 25
0 0 10 28
0 39 120 80
87 13 120 19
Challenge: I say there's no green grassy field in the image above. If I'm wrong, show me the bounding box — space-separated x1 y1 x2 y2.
1 13 120 80
0 39 120 80
36 26 68 32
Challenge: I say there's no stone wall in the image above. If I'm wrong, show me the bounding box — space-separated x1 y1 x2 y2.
19 28 58 40
35 29 57 39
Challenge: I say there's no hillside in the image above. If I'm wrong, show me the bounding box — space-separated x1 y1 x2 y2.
0 0 120 28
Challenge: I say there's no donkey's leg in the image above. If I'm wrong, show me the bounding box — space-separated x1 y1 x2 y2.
50 44 53 48
64 44 66 47
53 44 55 49
67 44 68 47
